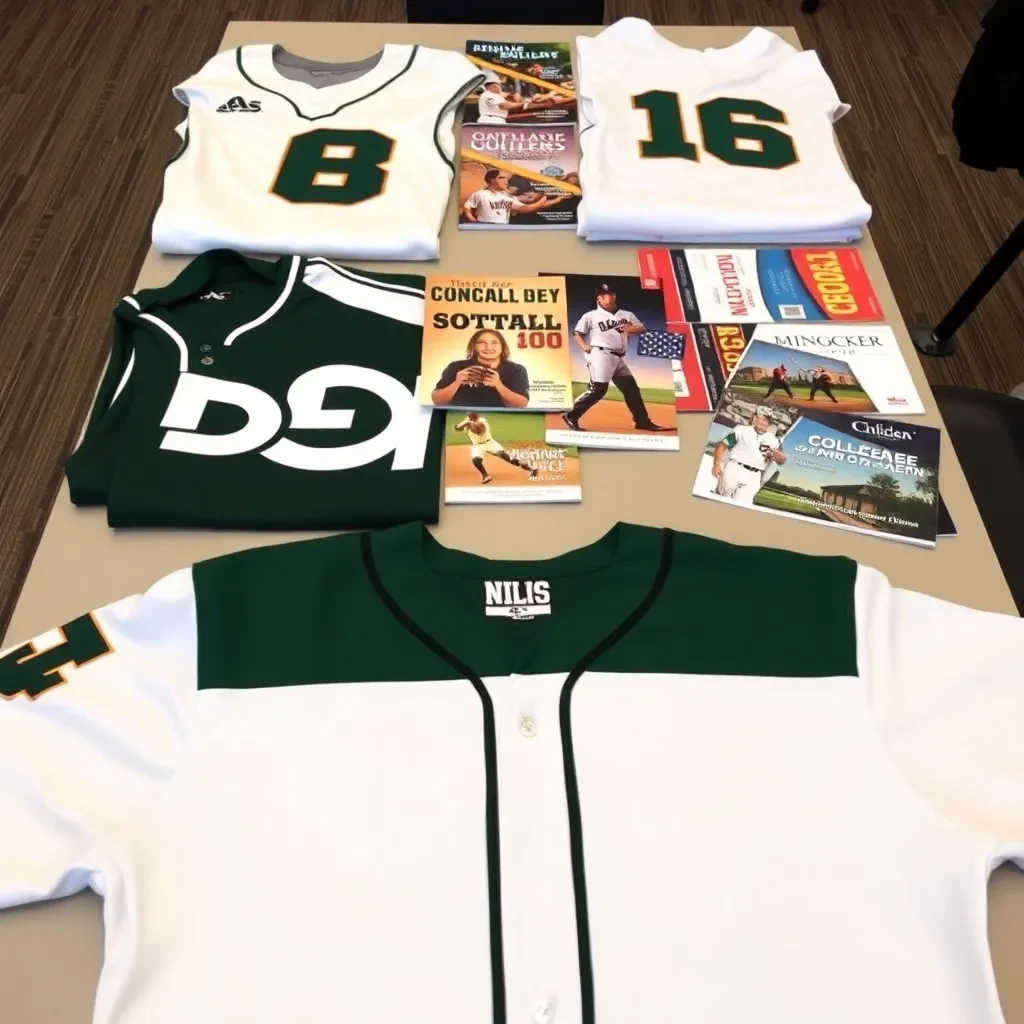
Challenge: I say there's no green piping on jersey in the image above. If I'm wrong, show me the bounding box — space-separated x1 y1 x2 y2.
304 257 425 300
434 73 486 173
166 115 190 166
235 45 419 122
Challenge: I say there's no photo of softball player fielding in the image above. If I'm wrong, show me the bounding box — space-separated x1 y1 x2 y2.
445 411 581 504
545 273 678 450
454 412 537 484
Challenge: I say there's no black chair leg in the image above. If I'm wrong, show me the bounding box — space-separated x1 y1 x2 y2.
911 218 1024 357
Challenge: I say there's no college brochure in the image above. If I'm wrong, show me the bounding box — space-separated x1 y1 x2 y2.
693 387 940 547
638 247 884 323
459 123 580 229
420 276 573 412
669 322 922 415
444 411 581 504
541 272 682 451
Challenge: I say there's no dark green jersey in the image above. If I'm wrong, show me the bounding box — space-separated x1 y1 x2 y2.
66 251 441 529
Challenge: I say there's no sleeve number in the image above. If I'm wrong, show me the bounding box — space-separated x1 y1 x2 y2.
0 614 112 700
632 91 797 169
272 128 394 205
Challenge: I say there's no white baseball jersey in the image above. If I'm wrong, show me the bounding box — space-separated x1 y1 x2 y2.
476 89 508 123
576 19 872 243
152 44 483 260
460 417 494 444
464 188 528 224
575 306 642 354
3 523 1024 1024
720 422 781 469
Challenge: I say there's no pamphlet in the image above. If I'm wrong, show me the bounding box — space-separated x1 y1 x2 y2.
693 387 940 547
464 41 577 124
459 123 580 229
638 247 884 323
542 272 681 451
420 276 573 412
444 411 581 504
670 322 923 415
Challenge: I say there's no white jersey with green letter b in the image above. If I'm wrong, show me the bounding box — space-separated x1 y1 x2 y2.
153 44 484 260
575 18 872 243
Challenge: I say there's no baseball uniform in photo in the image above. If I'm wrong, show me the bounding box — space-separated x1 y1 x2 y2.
3 522 1024 1024
715 423 781 504
462 416 503 457
463 188 530 224
576 305 641 383
152 44 484 259
476 89 508 123
575 18 872 242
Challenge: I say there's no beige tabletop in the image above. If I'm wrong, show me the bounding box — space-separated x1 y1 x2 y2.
2 20 1021 1024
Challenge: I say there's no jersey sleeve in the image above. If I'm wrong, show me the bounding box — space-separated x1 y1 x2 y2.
465 191 481 210
720 431 738 449
509 195 530 210
574 312 592 335
0 569 197 909
789 49 851 123
435 361 460 389
506 362 530 400
857 566 1024 864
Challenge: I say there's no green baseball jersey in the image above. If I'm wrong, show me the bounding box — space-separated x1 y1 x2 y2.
66 251 441 529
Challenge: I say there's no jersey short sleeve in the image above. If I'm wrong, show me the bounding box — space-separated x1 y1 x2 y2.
465 191 482 210
784 49 851 123
720 430 738 449
505 363 530 399
575 311 594 334
0 570 197 909
435 361 461 389
857 566 1024 864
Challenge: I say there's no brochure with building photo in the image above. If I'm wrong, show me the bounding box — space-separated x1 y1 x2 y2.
542 272 682 451
693 387 940 547
459 123 580 229
421 276 573 412
669 322 923 415
638 246 884 323
445 411 581 504
464 40 576 124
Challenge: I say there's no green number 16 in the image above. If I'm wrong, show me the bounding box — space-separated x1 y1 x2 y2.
631 91 798 169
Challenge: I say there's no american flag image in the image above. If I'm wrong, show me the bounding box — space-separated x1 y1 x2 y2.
636 330 686 360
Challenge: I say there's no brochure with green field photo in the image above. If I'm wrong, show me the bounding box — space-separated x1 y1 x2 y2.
693 387 940 547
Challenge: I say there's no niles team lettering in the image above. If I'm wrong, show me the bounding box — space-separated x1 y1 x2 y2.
798 251 861 317
0 614 112 701
484 580 552 619
159 366 431 471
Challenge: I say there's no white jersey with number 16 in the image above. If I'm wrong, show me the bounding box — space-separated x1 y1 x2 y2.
153 43 483 260
575 19 871 244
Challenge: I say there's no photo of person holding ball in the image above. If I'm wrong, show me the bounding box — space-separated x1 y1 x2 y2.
431 329 530 408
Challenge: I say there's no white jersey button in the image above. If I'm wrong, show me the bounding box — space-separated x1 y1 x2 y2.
518 715 538 738
532 997 556 1023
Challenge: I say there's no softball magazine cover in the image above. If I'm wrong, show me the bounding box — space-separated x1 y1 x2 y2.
444 411 581 504
693 387 941 547
420 276 573 412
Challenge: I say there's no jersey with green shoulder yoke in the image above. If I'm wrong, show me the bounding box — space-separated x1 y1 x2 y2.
66 250 441 530
2 522 1023 1024
152 43 484 260
575 18 871 243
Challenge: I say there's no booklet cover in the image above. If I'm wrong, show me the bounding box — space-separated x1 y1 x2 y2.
421 276 573 412
670 323 923 415
464 41 577 125
459 123 581 229
638 247 884 324
693 388 940 547
444 411 581 504
542 273 681 451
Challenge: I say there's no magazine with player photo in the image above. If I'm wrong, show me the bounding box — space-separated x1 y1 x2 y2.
693 387 941 547
459 123 580 229
669 322 923 415
421 276 573 412
638 247 884 324
463 40 576 125
444 411 581 504
541 273 682 451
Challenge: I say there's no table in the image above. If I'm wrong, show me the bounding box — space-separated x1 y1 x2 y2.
2 20 1021 1024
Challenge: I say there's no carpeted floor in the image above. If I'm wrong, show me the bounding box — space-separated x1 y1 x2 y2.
0 0 1020 631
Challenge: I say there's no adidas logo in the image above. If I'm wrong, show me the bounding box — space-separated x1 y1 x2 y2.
216 96 262 113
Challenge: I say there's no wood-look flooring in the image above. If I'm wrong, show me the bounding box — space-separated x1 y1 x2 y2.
0 0 1021 631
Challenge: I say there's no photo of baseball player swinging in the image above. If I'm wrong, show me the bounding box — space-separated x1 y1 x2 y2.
546 275 678 450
